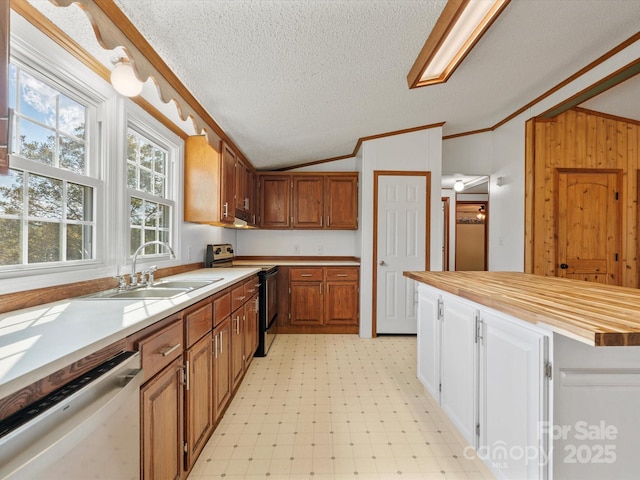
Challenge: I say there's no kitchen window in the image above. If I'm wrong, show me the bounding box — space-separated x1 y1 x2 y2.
126 126 174 257
0 64 99 268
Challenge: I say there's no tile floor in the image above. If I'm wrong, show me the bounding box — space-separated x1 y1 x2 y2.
187 334 494 480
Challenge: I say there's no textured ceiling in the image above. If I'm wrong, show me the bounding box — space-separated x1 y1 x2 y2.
26 0 640 170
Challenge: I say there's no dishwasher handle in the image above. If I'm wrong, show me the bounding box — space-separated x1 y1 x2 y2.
0 352 142 480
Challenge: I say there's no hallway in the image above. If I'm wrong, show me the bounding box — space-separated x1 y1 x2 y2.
187 334 492 479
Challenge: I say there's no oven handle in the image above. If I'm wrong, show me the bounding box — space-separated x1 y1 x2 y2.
0 353 142 480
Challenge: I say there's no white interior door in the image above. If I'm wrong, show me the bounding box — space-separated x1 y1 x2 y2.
376 174 427 334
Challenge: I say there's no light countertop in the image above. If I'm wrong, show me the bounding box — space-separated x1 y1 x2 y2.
0 268 260 399
405 271 640 347
232 260 360 267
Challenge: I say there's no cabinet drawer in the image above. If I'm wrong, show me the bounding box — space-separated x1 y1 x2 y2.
138 319 184 381
213 291 231 326
325 267 358 281
184 299 213 348
244 275 259 298
231 283 247 312
290 267 323 281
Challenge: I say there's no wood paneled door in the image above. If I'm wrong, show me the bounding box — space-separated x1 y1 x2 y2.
556 169 622 285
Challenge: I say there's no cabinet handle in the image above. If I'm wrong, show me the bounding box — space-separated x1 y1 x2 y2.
327 216 330 227
244 197 249 210
236 295 246 301
219 331 223 354
320 283 323 295
336 274 348 277
235 316 240 334
254 298 259 310
223 202 229 218
184 361 190 391
160 343 181 357
300 274 312 277
320 216 323 226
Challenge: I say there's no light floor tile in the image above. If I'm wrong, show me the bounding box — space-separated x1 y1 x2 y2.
186 334 493 480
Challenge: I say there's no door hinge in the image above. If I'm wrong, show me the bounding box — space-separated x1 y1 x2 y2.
475 312 483 343
183 362 189 390
184 441 188 453
437 298 444 320
615 253 619 261
544 362 553 380
288 313 291 320
439 382 442 393
615 192 619 200
288 287 291 294
476 423 481 437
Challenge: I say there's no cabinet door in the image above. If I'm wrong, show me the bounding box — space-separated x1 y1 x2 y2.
230 309 244 391
292 175 324 228
440 295 477 446
247 170 257 225
244 295 259 365
141 357 185 480
479 311 548 480
417 285 440 400
235 159 249 213
212 317 231 422
324 281 358 325
184 136 221 224
220 142 236 223
259 174 290 228
290 281 323 325
325 175 358 229
185 334 213 470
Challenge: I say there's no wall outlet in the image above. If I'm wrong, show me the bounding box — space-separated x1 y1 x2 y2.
294 244 300 254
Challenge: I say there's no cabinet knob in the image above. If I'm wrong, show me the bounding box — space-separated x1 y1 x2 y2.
560 263 569 269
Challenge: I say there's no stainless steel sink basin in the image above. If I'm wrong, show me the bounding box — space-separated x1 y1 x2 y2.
81 278 223 300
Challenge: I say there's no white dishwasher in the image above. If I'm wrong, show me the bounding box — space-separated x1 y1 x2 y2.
0 351 142 480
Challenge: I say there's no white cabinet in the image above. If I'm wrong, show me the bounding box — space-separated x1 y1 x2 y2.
417 285 440 399
416 284 551 480
478 310 550 480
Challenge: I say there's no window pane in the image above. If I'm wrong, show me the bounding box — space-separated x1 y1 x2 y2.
130 197 143 226
18 70 57 127
144 229 156 253
130 227 142 256
153 173 165 197
0 219 22 265
67 224 92 260
59 135 86 174
28 221 60 263
145 201 158 227
0 169 24 215
127 133 138 161
140 143 153 170
8 64 16 111
67 183 93 221
127 163 137 189
140 169 152 194
58 93 86 139
18 118 55 166
28 174 62 219
158 204 169 229
159 229 170 244
154 150 166 174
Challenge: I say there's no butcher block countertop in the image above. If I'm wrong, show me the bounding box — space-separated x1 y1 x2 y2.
404 271 640 347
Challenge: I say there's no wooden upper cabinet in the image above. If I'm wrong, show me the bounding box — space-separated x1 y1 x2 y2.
0 2 9 173
247 169 257 225
259 172 358 230
235 158 249 216
184 135 222 224
325 175 358 229
259 174 291 228
292 175 324 228
220 142 236 223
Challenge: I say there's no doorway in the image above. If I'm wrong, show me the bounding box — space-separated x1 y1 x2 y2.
455 201 487 271
373 171 430 336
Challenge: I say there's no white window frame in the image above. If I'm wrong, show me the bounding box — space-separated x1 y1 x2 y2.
123 105 180 270
0 40 107 279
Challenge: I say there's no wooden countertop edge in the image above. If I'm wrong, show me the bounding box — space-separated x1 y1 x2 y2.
403 271 640 347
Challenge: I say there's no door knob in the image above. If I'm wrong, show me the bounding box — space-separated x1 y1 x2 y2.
379 260 386 266
560 263 569 269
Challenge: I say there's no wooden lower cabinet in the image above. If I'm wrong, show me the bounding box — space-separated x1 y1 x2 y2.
212 316 231 422
184 334 214 470
141 356 185 480
244 294 259 368
230 307 244 391
286 266 359 333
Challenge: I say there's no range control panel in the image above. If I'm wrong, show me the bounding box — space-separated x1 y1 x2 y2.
211 243 235 262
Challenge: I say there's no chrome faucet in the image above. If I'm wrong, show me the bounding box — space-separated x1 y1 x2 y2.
130 240 175 287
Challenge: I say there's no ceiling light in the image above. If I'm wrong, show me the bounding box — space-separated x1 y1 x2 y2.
453 180 465 192
407 0 510 88
110 56 144 97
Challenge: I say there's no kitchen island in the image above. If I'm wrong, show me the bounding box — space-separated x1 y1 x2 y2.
404 271 640 480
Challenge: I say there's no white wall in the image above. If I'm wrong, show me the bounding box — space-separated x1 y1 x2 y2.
359 127 443 338
442 131 493 175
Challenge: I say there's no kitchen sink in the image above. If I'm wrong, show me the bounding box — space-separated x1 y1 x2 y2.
81 278 223 300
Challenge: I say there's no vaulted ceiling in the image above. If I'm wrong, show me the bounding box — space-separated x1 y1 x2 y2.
26 0 640 170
